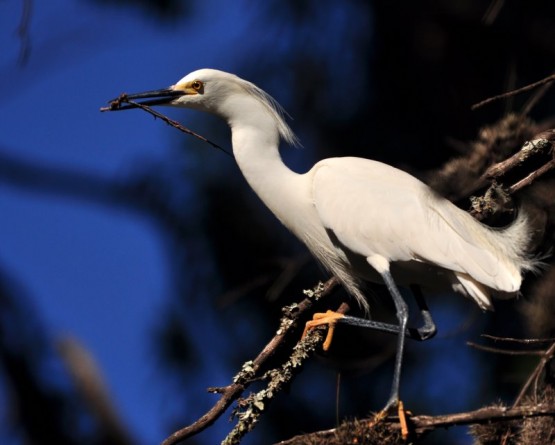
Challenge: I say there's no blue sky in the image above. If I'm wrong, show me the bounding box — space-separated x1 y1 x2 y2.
0 1 258 443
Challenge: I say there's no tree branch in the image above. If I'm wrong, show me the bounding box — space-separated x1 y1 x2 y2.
469 130 555 220
484 133 554 180
161 279 339 445
270 331 555 443
273 404 555 445
221 302 351 445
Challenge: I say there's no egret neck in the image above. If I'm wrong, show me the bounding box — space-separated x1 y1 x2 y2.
224 95 305 233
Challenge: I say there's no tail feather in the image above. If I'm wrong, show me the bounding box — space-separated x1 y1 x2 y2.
453 272 494 311
494 209 537 273
453 208 540 307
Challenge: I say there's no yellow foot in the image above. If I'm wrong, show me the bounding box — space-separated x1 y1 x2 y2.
368 400 410 440
302 310 345 351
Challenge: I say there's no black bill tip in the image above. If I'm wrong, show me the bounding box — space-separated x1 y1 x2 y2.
101 88 185 112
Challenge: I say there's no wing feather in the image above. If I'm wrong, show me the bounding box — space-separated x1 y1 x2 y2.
311 157 520 293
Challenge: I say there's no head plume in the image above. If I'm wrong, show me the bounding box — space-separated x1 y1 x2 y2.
235 77 301 148
176 69 301 147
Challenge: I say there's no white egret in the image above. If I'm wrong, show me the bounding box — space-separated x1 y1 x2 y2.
104 69 535 419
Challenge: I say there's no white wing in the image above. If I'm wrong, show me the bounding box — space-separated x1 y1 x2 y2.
310 157 522 295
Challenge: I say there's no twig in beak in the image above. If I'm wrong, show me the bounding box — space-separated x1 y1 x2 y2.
101 95 231 157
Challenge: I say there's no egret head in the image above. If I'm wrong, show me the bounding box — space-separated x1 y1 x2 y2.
108 68 299 146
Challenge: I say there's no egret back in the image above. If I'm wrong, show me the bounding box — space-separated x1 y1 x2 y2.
310 156 534 310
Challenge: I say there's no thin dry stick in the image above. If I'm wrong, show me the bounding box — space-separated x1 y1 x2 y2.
513 341 555 406
412 404 555 434
100 95 231 156
466 341 546 356
471 73 555 110
522 81 554 115
481 334 555 344
161 278 339 445
125 100 231 156
509 158 555 194
496 341 555 445
467 338 555 406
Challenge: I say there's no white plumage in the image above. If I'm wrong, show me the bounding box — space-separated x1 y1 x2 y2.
161 69 532 313
109 68 534 415
309 157 532 312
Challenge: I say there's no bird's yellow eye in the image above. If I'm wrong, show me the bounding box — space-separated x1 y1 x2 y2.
191 80 203 91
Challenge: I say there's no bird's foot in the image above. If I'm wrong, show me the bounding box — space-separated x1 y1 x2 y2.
302 310 345 351
369 399 410 440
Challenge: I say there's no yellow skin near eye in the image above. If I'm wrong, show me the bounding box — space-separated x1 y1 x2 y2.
173 80 204 95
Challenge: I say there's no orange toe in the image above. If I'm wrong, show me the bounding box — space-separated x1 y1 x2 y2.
302 310 345 351
398 400 409 439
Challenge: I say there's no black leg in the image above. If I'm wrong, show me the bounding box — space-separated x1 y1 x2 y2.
302 277 436 424
335 284 437 341
331 278 436 410
409 284 437 340
381 270 408 410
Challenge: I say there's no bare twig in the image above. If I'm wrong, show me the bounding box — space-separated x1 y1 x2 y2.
467 341 546 356
465 337 555 406
513 342 555 406
161 278 339 445
493 342 555 444
472 73 555 110
522 81 554 115
416 404 551 432
508 158 555 194
101 95 231 156
481 334 555 344
127 100 229 154
413 404 555 434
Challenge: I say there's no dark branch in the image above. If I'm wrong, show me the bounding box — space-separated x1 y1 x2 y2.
484 134 554 180
467 341 546 356
469 130 555 220
481 334 555 344
273 404 555 445
513 342 555 406
471 73 555 110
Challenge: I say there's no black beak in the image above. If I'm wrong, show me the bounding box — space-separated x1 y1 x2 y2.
102 88 185 111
